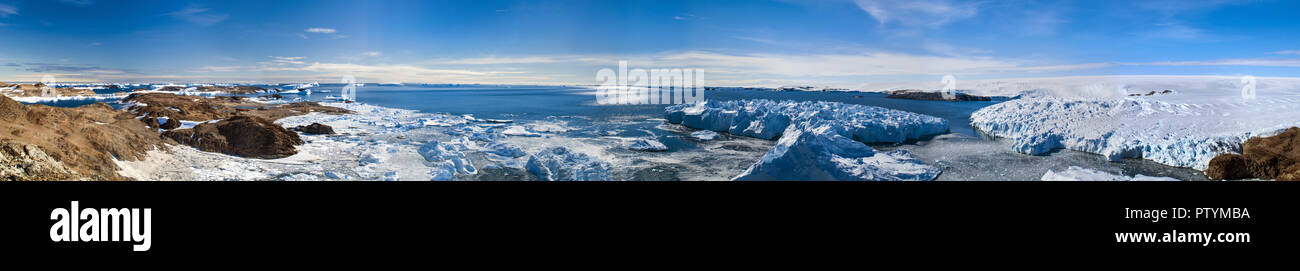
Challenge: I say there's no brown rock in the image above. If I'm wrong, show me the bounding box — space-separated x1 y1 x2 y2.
140 117 158 128
1206 127 1300 180
197 86 268 94
1205 154 1250 180
0 140 79 181
296 123 335 135
0 95 166 181
160 118 181 130
124 93 350 122
884 89 993 101
163 116 304 159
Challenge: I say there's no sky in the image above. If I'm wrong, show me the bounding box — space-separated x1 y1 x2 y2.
1 0 1299 88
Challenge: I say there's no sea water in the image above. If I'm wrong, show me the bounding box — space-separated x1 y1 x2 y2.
23 84 1208 181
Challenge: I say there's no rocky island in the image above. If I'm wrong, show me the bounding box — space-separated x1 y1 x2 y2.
884 89 993 101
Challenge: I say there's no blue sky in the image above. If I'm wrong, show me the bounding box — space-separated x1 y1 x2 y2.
1 0 1299 87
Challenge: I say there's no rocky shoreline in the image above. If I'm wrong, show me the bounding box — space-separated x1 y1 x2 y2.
0 91 351 181
884 89 993 101
1206 127 1300 181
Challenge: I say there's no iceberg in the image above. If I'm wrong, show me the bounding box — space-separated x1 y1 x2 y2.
733 122 941 181
418 140 477 181
1040 166 1180 181
665 99 948 181
525 147 612 181
627 138 668 152
665 99 948 143
420 115 469 127
502 125 541 137
690 130 719 141
482 142 527 158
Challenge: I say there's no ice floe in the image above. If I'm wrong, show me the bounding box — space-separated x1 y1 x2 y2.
667 99 949 181
525 147 613 181
502 125 542 137
1040 166 1180 181
627 138 669 152
666 99 948 143
732 122 941 181
481 142 527 158
418 140 477 181
690 130 719 141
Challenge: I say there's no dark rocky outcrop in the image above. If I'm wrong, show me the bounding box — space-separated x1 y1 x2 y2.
294 123 335 135
1206 154 1252 180
124 93 350 122
0 140 79 181
163 116 304 159
140 117 159 129
160 118 181 130
1129 89 1176 96
885 89 992 101
197 86 267 94
1206 127 1300 180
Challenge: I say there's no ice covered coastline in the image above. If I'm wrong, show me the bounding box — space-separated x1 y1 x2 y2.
114 100 770 181
969 76 1300 170
665 99 949 181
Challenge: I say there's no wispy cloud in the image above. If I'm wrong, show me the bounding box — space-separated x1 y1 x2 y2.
88 42 102 47
300 27 348 40
361 51 382 57
853 0 978 28
56 0 95 7
433 51 1038 77
166 5 228 26
1273 50 1300 55
262 56 306 66
5 62 135 75
1135 58 1300 67
429 56 571 65
1125 0 1248 41
305 27 336 34
1143 22 1206 40
0 3 17 18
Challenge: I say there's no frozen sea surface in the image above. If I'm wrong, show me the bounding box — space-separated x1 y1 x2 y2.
91 84 1211 181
